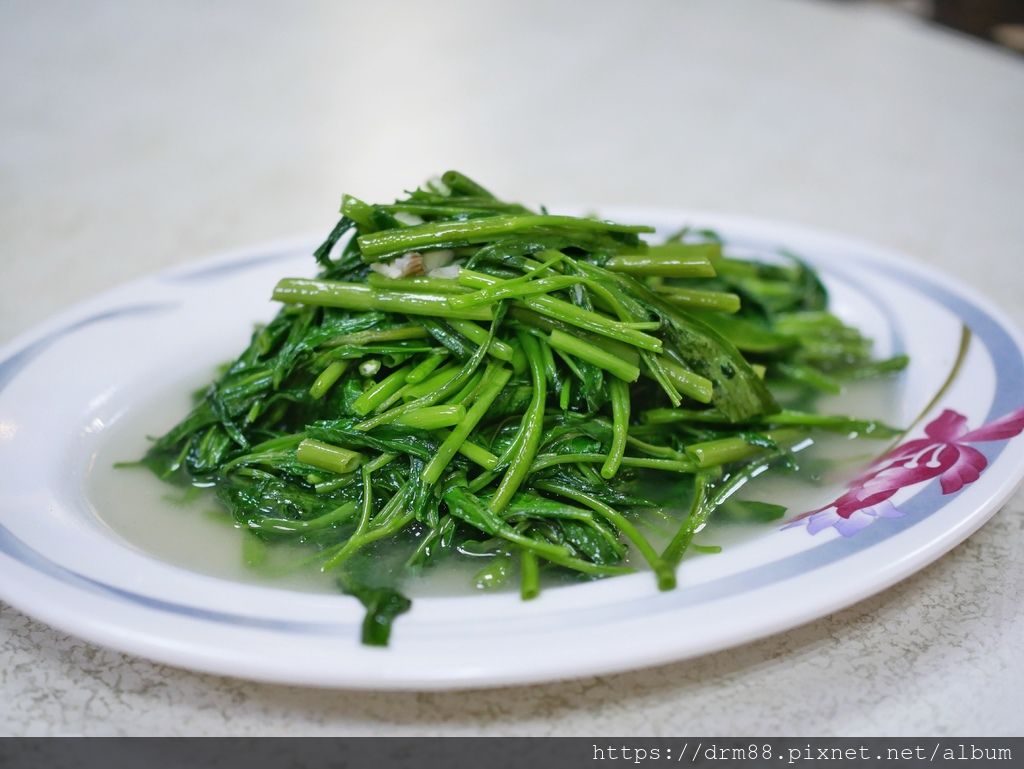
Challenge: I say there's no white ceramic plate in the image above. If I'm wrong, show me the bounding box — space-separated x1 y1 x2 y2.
2 211 1023 690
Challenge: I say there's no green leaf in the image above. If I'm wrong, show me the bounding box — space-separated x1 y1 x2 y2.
340 581 412 647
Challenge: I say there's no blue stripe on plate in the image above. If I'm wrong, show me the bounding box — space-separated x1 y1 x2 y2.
0 524 353 634
0 303 175 393
164 248 303 283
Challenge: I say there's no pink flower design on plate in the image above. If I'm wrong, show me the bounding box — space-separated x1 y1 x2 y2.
785 406 1024 536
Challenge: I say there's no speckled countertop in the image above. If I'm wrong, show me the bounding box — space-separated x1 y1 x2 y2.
2 0 1022 736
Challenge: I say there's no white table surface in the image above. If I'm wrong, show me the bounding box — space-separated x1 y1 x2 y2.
2 0 1022 736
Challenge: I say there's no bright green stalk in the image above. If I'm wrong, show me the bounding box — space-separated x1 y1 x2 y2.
356 321 494 430
455 440 499 470
601 378 630 479
530 453 697 473
450 253 573 311
459 270 662 352
448 275 582 308
309 361 347 399
513 286 663 352
537 481 674 590
640 407 900 437
489 335 546 514
440 169 496 198
365 274 469 293
362 452 398 474
357 214 654 261
443 371 481 407
547 329 640 382
404 351 448 384
357 466 374 533
406 515 456 568
775 362 842 394
510 342 528 375
340 194 378 231
331 325 429 345
655 286 742 313
393 405 466 430
685 428 807 468
296 439 364 475
273 278 491 321
321 485 415 571
422 365 512 485
661 471 715 568
351 365 412 416
245 501 358 534
606 253 716 278
661 455 782 570
520 550 540 600
444 487 632 577
655 357 714 404
402 364 460 399
447 319 514 361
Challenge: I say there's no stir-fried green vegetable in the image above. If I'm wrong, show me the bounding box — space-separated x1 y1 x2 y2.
138 171 907 645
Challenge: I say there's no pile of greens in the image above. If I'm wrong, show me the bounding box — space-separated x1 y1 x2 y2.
141 171 907 645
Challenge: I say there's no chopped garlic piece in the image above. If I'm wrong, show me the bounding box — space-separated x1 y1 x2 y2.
422 249 455 272
428 264 461 279
393 212 424 226
369 252 423 278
